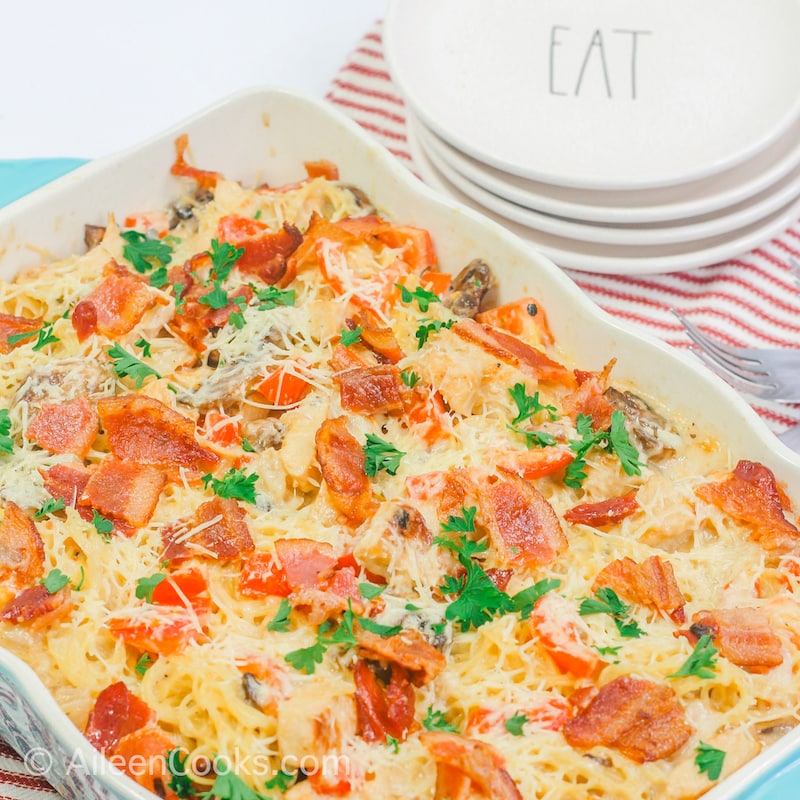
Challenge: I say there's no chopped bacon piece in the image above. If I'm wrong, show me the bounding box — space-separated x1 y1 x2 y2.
315 416 376 526
335 365 404 415
71 270 161 341
682 608 783 674
217 215 303 285
563 675 692 762
82 458 166 529
274 538 337 590
97 395 219 472
0 313 42 354
467 695 570 734
531 592 601 678
420 732 523 800
322 564 362 605
696 460 800 552
593 556 686 623
356 628 446 686
40 463 91 506
0 584 71 627
486 567 513 592
336 217 438 272
562 360 616 431
238 552 290 598
494 447 574 480
84 681 156 754
436 468 480 521
353 308 405 363
480 477 567 566
0 503 44 596
26 397 99 458
354 659 416 742
476 297 553 346
565 490 640 528
114 725 179 797
453 318 575 387
170 133 221 190
109 608 203 655
162 497 254 561
329 342 369 373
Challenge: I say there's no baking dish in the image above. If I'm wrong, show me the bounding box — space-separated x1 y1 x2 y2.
0 86 798 800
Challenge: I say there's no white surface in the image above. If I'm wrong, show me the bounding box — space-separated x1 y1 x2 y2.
407 119 800 275
385 0 800 189
0 1 386 160
412 115 800 247
0 88 799 800
419 111 800 225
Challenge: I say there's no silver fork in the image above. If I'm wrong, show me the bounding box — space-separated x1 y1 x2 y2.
670 309 800 402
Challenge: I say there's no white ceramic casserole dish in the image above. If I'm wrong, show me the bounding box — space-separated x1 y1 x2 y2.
0 87 798 800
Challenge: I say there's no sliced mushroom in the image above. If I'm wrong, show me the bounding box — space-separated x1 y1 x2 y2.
242 418 286 450
753 718 795 745
168 188 214 230
443 258 495 318
604 387 679 458
242 672 272 711
341 184 376 213
14 357 111 410
84 224 106 250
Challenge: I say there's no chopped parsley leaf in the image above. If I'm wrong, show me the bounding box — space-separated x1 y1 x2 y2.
108 342 161 387
41 568 70 594
415 318 454 349
440 505 477 534
91 510 113 540
267 598 292 633
400 370 420 388
255 285 296 311
695 741 726 781
396 283 440 312
34 498 65 520
203 468 259 505
134 337 153 358
422 706 459 733
136 573 167 603
504 711 528 736
510 578 561 620
120 230 173 274
0 409 12 453
135 653 154 677
201 767 270 800
265 769 296 792
508 382 558 424
507 425 558 449
668 634 718 680
363 434 405 477
579 586 645 639
385 734 400 753
339 326 363 347
358 582 387 600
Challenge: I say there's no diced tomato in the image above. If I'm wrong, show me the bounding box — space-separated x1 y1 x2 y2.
0 313 43 355
530 592 600 678
304 159 339 180
109 609 203 655
113 725 179 797
420 270 452 297
256 368 311 406
467 696 570 734
84 681 156 754
476 297 553 346
170 133 221 190
239 552 290 598
201 411 242 449
495 447 574 480
150 568 209 612
403 388 450 445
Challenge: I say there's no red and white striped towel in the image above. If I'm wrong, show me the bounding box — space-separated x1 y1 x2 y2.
326 22 800 436
1 17 800 800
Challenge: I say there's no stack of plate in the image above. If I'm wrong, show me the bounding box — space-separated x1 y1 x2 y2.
383 0 800 274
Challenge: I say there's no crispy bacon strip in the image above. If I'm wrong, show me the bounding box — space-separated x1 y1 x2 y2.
162 497 254 561
97 395 219 472
453 318 575 387
82 458 166 529
420 732 523 800
0 313 42 354
26 397 99 458
354 659 417 743
217 215 303 285
0 502 44 590
0 584 71 627
335 365 404 415
563 675 692 762
71 269 161 341
593 556 686 623
565 491 640 528
480 477 567 566
682 608 783 674
170 133 221 190
562 360 616 431
274 538 337 590
84 681 156 754
353 308 405 363
315 416 376 526
696 460 799 552
356 628 446 686
40 463 91 506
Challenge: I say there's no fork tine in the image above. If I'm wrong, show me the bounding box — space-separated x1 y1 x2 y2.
670 310 765 369
692 349 777 398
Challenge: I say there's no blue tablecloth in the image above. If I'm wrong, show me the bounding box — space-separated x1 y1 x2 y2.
0 158 88 208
